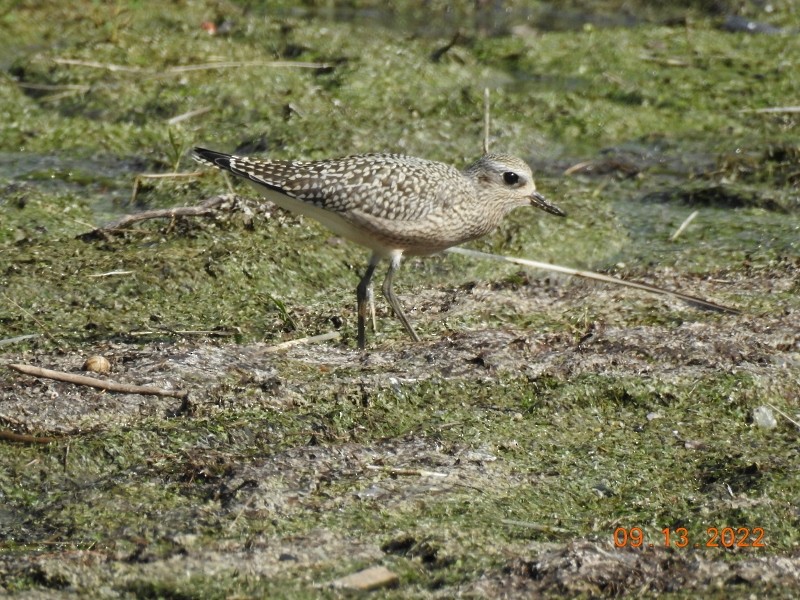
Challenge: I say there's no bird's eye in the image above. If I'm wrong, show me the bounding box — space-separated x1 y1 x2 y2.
503 172 519 185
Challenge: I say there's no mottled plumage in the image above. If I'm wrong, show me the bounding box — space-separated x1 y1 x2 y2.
192 147 565 348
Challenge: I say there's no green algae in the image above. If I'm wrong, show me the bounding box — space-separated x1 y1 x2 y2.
1 1 799 597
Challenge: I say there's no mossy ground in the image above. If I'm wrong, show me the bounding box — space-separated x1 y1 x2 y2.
1 1 799 597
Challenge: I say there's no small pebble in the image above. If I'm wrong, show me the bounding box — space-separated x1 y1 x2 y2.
330 566 398 591
83 355 110 374
752 405 777 430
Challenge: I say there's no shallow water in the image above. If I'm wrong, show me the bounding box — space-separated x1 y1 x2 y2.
1 1 796 267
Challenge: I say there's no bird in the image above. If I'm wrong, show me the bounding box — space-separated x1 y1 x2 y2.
192 147 566 349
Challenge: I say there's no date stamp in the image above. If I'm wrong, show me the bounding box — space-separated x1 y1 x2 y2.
613 527 765 549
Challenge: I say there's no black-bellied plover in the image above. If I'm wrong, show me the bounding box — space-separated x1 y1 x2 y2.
192 147 566 348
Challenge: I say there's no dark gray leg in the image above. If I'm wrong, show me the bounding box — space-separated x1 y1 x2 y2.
381 254 420 343
365 279 377 334
356 254 379 350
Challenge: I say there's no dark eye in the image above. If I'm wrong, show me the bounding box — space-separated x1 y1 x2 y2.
503 172 519 185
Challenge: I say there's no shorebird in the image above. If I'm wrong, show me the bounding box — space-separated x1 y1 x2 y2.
192 147 566 348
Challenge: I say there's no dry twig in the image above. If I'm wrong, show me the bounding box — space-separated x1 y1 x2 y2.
0 429 59 444
670 210 699 241
0 334 40 347
51 57 330 73
739 106 800 114
483 87 491 155
260 331 341 353
167 106 212 125
446 247 739 314
366 465 448 478
87 271 134 278
94 194 230 232
8 364 188 399
52 58 143 72
767 403 800 431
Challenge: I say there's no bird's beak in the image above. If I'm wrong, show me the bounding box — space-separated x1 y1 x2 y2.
530 191 566 217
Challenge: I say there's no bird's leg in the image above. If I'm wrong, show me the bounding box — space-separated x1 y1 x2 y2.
356 254 379 350
366 281 377 333
381 254 421 343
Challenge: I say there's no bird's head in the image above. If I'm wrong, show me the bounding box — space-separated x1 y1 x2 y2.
465 154 566 217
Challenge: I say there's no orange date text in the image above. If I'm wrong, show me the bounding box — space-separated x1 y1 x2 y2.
613 527 765 549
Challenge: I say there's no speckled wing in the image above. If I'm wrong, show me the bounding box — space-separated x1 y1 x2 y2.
192 148 474 221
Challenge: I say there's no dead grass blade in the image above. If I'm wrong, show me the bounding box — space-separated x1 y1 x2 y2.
446 247 740 314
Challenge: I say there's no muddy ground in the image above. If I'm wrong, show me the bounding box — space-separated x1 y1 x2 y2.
2 261 798 598
1 0 799 598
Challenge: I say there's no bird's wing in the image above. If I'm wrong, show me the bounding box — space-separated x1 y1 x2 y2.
193 149 472 221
